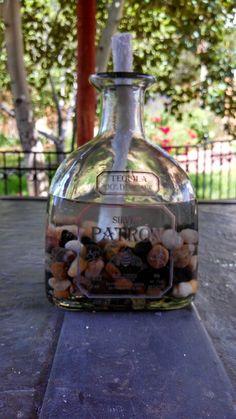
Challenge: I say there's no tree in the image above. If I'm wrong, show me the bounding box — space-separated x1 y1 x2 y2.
96 0 125 72
2 0 48 195
0 0 235 143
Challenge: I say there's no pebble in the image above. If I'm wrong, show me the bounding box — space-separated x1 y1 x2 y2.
180 229 198 244
104 241 122 259
134 283 146 294
46 224 60 251
85 259 105 279
172 282 192 298
187 244 196 255
173 267 193 283
64 250 77 264
161 229 183 250
53 289 70 299
147 244 169 269
137 266 169 288
114 278 133 290
48 277 71 291
65 240 81 253
81 236 96 246
133 239 152 259
59 224 78 237
79 276 91 290
68 258 78 278
146 287 163 297
48 225 77 245
59 229 77 247
172 279 198 298
85 244 103 261
188 255 198 272
105 262 121 279
69 284 76 294
97 239 110 249
190 279 198 293
135 226 152 241
46 222 199 301
80 221 97 239
79 257 88 273
50 262 68 281
51 247 76 264
173 245 192 268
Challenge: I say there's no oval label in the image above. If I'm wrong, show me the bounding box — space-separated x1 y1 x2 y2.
96 171 160 196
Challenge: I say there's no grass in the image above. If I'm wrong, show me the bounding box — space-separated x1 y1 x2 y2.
189 169 236 200
0 139 235 199
0 167 235 199
0 173 28 196
0 151 59 196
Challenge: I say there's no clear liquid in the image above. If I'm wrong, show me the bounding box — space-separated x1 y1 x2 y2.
45 195 198 311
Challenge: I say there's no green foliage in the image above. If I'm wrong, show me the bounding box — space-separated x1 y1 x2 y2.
0 0 77 116
145 99 223 147
0 133 20 148
0 173 28 196
0 0 235 120
124 0 236 115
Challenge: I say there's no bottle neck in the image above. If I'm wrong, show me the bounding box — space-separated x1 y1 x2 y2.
97 85 145 138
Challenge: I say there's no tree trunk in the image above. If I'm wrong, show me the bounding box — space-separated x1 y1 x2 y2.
3 0 49 196
77 0 96 146
96 0 125 72
49 74 65 164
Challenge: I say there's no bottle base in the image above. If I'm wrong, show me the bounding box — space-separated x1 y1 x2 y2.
47 293 194 312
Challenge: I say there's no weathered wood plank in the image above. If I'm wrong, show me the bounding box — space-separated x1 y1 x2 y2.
0 201 64 418
0 200 235 418
39 309 235 419
196 203 236 386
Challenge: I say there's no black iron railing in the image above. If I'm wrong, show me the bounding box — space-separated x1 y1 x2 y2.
0 139 235 199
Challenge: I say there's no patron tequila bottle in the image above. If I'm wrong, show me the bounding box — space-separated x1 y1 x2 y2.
45 72 198 310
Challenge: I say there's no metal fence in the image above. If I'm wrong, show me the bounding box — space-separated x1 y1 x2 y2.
0 139 235 200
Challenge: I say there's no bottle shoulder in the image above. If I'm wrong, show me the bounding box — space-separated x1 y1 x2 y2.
50 135 195 203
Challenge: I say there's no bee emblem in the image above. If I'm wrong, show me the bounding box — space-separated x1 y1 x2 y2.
112 248 143 269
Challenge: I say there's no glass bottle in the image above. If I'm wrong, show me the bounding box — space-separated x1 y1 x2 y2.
45 72 198 311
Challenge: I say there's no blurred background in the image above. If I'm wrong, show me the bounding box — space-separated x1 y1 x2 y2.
0 0 235 199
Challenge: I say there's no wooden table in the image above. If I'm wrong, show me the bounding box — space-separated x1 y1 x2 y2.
0 200 235 419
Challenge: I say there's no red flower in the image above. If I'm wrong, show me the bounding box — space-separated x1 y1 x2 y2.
161 138 172 152
151 116 162 124
188 129 197 139
159 126 170 135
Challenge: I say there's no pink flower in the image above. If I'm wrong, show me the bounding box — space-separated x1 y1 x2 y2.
151 116 162 124
188 129 197 139
161 138 172 152
159 126 170 135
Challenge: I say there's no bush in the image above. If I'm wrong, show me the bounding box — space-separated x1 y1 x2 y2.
144 99 226 149
0 133 20 148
